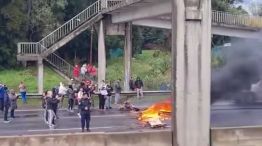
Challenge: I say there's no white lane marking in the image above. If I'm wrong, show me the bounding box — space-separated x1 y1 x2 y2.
27 126 127 132
60 114 127 119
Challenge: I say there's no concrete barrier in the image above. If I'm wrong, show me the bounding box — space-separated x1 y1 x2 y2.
211 126 262 146
0 130 172 146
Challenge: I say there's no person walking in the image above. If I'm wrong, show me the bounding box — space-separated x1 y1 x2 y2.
79 93 91 132
46 91 59 129
67 85 75 112
3 85 10 123
19 81 27 104
135 77 144 99
99 80 107 110
42 91 49 124
105 81 113 109
9 89 18 119
114 79 122 104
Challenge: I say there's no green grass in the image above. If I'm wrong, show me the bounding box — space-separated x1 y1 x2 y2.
106 50 171 90
0 66 67 93
0 50 170 93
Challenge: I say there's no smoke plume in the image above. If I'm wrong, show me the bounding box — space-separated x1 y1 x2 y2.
211 38 262 103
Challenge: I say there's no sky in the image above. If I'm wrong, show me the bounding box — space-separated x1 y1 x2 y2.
239 0 261 14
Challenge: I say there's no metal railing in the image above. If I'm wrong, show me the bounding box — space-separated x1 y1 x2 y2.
45 52 96 81
107 0 122 8
45 53 74 79
17 42 41 55
18 0 125 56
212 10 262 28
39 0 102 50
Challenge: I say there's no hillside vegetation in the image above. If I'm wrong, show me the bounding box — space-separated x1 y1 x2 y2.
0 66 67 93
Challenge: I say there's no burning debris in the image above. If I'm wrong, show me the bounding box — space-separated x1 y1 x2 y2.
138 98 172 128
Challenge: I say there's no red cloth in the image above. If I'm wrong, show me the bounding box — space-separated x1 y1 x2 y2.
73 65 80 78
86 64 97 76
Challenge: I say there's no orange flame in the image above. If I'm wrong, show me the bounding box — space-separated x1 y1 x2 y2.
138 98 172 123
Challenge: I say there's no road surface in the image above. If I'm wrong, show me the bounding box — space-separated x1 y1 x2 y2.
0 100 262 136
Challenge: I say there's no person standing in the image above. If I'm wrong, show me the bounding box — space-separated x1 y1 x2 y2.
105 81 113 109
67 85 75 112
114 79 122 104
80 64 87 79
19 81 27 104
79 93 91 132
99 80 107 110
77 88 84 118
73 64 80 79
52 87 59 119
135 77 144 99
0 84 4 112
3 85 10 123
129 77 135 91
9 89 18 119
58 82 67 108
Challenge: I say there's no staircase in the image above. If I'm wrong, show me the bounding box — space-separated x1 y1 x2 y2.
17 0 122 80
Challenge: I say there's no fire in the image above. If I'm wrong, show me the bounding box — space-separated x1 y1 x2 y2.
138 98 172 123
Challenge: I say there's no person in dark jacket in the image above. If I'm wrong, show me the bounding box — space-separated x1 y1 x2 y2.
105 82 113 109
129 77 135 91
79 93 91 132
42 91 49 124
3 85 10 123
0 84 4 112
52 87 59 119
67 85 75 112
135 77 144 99
9 89 18 119
46 91 59 129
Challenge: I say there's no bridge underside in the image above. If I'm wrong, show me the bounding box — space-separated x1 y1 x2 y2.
108 0 261 39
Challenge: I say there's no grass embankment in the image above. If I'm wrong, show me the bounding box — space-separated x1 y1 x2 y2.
0 50 171 92
0 66 67 93
107 50 171 90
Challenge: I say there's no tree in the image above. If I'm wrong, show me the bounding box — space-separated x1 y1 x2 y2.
249 1 262 16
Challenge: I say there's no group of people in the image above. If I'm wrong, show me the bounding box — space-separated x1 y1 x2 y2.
129 77 144 99
0 82 25 123
42 80 95 132
73 64 97 80
0 76 144 132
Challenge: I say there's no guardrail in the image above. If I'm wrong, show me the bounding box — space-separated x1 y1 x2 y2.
23 90 172 98
212 10 262 28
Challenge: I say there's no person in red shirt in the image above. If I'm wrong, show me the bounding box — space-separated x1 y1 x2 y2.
86 64 97 80
73 65 80 79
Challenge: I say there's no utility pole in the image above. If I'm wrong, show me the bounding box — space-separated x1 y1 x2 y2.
172 0 212 146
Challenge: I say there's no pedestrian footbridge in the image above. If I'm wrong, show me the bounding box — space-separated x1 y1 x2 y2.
16 0 262 93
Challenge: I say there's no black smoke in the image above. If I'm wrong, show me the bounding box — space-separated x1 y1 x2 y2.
211 38 262 103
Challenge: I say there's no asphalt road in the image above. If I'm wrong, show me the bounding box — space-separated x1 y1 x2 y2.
0 108 149 136
211 100 262 128
1 100 262 136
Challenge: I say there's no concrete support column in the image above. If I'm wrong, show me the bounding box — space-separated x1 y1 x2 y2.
172 0 211 146
37 58 44 94
124 22 132 91
98 20 106 85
